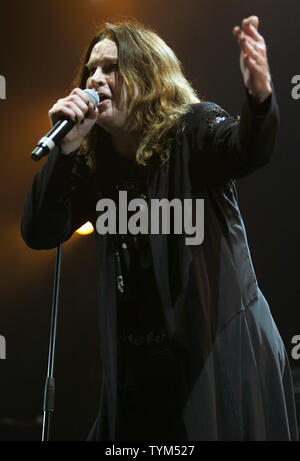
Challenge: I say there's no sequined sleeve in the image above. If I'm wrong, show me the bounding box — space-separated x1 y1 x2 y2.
187 85 279 188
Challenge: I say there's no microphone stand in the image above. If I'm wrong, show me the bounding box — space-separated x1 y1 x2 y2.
42 243 62 441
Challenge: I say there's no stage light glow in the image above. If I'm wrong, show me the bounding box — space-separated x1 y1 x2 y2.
76 222 94 235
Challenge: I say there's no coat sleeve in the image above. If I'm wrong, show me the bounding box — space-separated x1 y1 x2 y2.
187 82 280 188
21 146 96 250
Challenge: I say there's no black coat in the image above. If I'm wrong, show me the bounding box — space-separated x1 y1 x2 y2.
21 86 298 440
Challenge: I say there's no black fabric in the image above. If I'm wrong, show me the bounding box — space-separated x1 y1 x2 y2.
21 85 298 440
100 155 186 440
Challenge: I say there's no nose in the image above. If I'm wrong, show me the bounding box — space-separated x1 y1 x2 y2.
91 67 107 88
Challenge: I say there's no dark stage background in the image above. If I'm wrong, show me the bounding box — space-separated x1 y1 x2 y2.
0 0 299 441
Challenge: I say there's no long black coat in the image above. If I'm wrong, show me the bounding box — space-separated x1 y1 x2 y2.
21 86 298 440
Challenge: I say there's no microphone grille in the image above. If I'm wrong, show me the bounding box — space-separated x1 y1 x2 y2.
84 89 99 107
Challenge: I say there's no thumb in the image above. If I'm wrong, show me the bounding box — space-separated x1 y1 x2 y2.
86 103 99 120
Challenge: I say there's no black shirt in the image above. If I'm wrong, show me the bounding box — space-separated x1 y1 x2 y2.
99 148 185 440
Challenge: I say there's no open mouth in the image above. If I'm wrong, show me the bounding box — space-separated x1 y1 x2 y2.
99 95 111 104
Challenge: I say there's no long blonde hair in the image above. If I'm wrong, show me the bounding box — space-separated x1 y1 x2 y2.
73 20 201 170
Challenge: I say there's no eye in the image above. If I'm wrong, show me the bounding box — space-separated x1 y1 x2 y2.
103 63 118 74
89 67 96 76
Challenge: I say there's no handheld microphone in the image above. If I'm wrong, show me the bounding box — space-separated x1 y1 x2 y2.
30 89 99 161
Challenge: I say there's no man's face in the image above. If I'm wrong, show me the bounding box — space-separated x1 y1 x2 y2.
86 38 131 132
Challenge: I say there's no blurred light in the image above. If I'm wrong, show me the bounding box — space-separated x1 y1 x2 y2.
76 222 94 235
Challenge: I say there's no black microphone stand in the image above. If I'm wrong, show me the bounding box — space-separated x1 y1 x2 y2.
42 243 62 441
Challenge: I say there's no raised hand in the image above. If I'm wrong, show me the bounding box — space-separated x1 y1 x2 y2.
233 15 272 103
